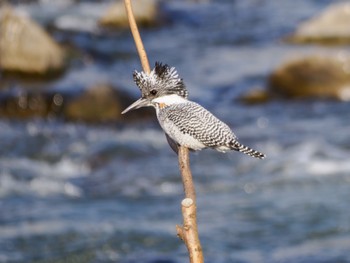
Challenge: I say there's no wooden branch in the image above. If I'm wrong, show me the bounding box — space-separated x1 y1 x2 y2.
124 0 151 74
176 198 204 263
123 1 203 262
178 146 196 201
177 146 204 263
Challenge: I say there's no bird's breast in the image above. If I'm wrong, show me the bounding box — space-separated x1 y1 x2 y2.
156 111 206 150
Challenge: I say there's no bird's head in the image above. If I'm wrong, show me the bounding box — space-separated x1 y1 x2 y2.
122 62 188 114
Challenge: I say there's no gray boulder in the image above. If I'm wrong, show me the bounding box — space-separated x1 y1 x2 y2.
289 3 350 44
64 84 153 122
99 0 159 28
268 54 350 101
0 7 66 75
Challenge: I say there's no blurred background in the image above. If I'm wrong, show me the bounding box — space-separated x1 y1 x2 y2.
1 0 350 262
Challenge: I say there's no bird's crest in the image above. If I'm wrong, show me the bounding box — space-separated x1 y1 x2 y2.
133 62 188 99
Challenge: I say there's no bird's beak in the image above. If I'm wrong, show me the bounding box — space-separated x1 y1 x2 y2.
121 98 150 114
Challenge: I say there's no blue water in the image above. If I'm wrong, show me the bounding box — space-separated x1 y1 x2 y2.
1 0 350 262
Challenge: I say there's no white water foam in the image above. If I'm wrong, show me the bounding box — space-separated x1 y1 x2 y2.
0 158 89 197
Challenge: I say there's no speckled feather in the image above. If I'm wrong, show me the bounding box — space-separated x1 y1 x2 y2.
157 101 265 159
128 62 265 159
133 62 188 99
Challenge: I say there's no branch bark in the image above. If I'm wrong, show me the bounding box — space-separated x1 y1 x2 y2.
176 198 203 263
176 146 204 263
178 146 196 201
124 0 150 74
124 1 203 262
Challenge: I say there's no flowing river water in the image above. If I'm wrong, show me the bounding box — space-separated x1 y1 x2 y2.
1 0 350 262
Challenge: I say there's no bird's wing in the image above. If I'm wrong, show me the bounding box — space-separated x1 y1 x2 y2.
165 133 179 154
162 102 236 147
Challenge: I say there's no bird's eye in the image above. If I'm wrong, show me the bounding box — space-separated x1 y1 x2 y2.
150 89 157 96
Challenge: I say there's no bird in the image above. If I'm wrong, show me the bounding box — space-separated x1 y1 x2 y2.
122 62 266 159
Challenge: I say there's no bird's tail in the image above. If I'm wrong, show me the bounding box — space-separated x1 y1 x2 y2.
230 141 266 159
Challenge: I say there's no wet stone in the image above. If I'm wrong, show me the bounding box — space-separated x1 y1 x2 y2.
268 54 350 101
239 88 270 105
64 84 153 123
0 83 154 122
288 3 350 45
99 0 160 28
0 92 65 119
0 6 66 76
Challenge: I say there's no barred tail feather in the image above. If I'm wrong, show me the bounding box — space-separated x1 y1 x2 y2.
230 141 266 159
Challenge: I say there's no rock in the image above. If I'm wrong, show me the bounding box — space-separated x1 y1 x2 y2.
99 0 159 28
0 82 153 122
239 88 270 105
64 84 153 122
288 3 350 44
0 92 64 119
64 84 123 122
268 54 350 101
0 7 66 75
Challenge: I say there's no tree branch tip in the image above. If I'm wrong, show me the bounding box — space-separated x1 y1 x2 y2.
182 198 194 207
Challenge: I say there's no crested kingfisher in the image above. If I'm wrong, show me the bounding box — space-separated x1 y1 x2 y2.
122 62 266 159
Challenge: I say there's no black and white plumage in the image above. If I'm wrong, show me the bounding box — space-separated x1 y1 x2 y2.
122 62 266 159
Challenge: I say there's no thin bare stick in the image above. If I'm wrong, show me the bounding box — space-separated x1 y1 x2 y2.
176 198 204 263
124 1 203 262
178 146 196 201
177 147 204 263
124 0 151 74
